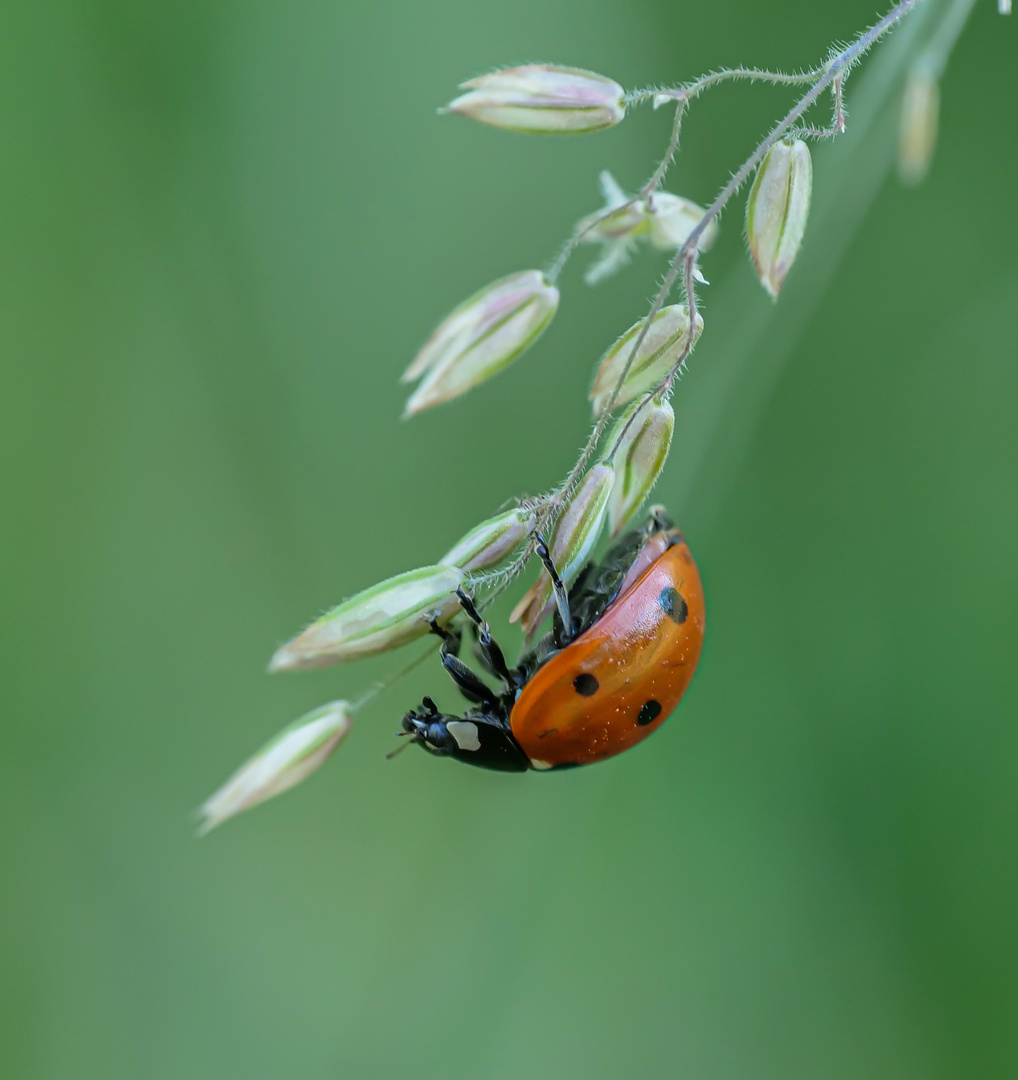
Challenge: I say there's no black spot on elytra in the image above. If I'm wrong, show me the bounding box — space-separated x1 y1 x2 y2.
573 673 599 696
659 587 688 624
637 700 662 726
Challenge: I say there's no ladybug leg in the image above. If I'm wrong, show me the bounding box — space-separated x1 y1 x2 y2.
428 618 499 707
455 589 521 691
535 534 575 646
648 504 674 533
426 618 462 655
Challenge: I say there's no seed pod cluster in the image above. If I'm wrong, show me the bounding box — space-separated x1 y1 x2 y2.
201 36 872 829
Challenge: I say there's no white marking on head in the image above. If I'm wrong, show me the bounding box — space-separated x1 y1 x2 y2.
530 759 553 771
446 720 481 752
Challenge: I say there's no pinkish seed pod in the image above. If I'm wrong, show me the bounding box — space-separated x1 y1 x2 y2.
589 304 703 417
445 65 626 134
198 701 354 834
269 565 465 671
510 464 614 638
439 507 536 573
898 66 939 186
746 138 812 298
606 398 674 536
403 270 558 416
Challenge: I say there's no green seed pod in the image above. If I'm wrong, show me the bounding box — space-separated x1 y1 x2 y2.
403 270 559 416
898 65 939 186
746 138 813 298
445 65 626 134
606 398 674 536
645 193 718 253
511 463 614 638
439 507 536 573
198 701 353 834
589 305 703 417
269 565 465 671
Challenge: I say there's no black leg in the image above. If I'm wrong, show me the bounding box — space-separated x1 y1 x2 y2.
429 618 499 707
455 589 520 690
535 534 575 645
427 618 461 655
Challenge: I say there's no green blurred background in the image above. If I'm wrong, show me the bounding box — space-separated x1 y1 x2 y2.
2 0 1015 1076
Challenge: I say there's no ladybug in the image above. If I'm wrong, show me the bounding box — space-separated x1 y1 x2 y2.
398 508 705 771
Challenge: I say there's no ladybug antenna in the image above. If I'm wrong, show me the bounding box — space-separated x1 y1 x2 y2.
386 731 417 760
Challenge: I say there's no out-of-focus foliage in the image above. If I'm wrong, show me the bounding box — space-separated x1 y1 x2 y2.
1 1 1015 1078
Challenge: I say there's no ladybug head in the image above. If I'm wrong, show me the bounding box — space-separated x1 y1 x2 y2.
397 697 530 772
400 697 462 758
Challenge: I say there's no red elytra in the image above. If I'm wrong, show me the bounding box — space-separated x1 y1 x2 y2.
510 536 705 768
